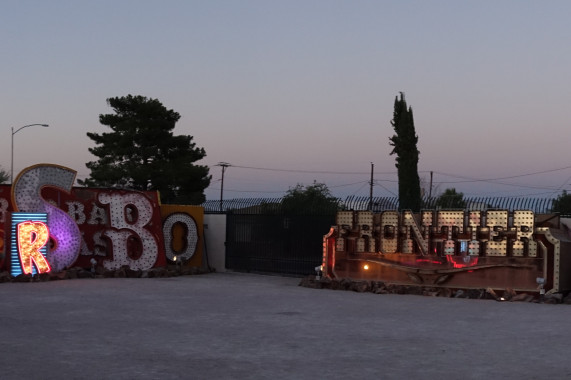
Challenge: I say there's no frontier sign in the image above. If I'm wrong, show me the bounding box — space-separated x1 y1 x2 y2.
322 209 571 293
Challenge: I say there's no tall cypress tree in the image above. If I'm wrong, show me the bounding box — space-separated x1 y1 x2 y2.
389 92 421 211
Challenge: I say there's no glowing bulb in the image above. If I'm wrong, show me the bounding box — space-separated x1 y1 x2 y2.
363 264 369 270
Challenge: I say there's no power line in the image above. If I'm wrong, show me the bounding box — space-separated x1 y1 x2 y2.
228 164 397 175
328 181 370 188
208 162 571 197
208 187 287 194
433 165 571 183
444 180 561 191
349 182 369 197
373 180 398 196
208 181 370 194
223 163 571 183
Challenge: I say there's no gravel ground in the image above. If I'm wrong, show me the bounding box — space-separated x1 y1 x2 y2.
0 272 569 379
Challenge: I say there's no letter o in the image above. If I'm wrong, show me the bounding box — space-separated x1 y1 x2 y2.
162 213 198 261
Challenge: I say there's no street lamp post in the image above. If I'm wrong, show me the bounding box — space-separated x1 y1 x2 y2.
11 123 49 183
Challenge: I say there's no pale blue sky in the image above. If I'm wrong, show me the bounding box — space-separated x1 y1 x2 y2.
2 0 570 200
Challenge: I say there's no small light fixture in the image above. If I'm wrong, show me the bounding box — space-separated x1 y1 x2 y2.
314 265 322 280
363 264 369 270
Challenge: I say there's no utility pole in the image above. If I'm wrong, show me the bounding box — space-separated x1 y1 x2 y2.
429 171 433 198
369 162 374 211
217 162 230 212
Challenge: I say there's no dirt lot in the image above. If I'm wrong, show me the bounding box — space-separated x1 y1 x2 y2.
0 272 569 379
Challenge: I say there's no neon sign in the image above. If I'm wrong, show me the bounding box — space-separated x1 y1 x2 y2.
0 164 205 274
332 209 537 257
322 208 568 293
12 164 81 272
10 213 50 276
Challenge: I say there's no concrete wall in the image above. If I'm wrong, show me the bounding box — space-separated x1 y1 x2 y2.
203 214 227 272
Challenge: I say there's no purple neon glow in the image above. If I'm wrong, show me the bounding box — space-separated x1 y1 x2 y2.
12 165 81 271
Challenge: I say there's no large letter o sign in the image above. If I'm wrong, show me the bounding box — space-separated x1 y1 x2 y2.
162 213 198 261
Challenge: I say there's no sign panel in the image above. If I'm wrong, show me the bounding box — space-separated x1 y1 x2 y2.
0 164 205 273
10 212 50 276
322 209 568 293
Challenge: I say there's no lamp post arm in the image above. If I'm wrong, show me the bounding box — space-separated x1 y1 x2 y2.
12 123 49 135
10 123 49 183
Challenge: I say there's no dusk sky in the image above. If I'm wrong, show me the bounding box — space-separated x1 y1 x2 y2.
2 1 570 201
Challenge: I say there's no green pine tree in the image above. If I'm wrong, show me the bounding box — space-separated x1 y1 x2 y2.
281 182 340 215
80 95 211 204
435 188 466 209
552 190 571 216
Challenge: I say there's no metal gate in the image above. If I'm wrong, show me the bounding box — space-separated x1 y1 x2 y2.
225 213 335 276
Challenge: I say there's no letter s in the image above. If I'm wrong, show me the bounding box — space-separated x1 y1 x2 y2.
12 164 81 272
